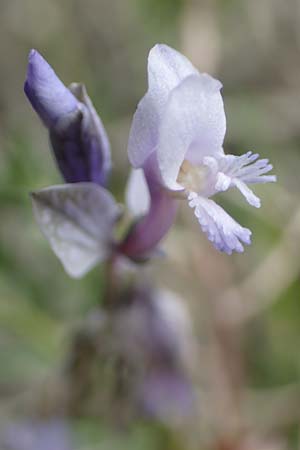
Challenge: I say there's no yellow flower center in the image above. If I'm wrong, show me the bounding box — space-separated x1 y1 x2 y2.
177 159 208 193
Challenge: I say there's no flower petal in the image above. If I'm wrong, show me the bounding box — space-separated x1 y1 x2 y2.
232 179 261 208
69 83 112 185
31 183 120 278
24 49 78 129
157 74 226 190
147 44 199 100
215 152 276 207
125 169 151 217
218 152 276 185
188 192 251 254
128 44 198 168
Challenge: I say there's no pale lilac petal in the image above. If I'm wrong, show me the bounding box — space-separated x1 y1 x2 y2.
128 44 198 168
215 152 276 207
244 175 277 184
188 193 251 254
215 172 231 192
232 179 261 208
125 169 150 217
31 183 120 278
157 75 226 190
127 95 158 168
147 44 199 100
218 152 276 185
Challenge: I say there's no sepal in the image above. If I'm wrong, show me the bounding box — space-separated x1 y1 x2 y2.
31 183 121 278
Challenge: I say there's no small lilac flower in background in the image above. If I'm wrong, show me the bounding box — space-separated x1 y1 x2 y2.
139 369 194 426
113 286 196 425
25 50 111 186
63 286 196 424
2 420 72 450
127 44 276 254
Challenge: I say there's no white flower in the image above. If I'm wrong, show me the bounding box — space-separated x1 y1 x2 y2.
128 44 276 254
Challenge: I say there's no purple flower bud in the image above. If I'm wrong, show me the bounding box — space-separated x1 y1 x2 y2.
24 50 78 129
25 50 111 186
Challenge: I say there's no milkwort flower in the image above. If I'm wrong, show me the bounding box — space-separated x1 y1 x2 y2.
113 286 196 424
125 44 276 255
2 420 72 450
25 45 276 279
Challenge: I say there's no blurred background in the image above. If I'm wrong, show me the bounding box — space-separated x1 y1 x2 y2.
0 0 300 448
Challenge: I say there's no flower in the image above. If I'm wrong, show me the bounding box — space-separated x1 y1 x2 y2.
113 286 196 424
24 50 111 186
127 44 276 254
28 45 277 279
2 420 72 450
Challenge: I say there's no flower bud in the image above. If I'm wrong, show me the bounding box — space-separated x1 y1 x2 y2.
25 50 111 186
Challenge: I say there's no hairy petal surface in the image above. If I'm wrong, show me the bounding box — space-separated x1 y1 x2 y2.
217 152 276 184
216 152 276 207
157 75 226 190
128 44 198 168
125 168 151 217
31 183 120 278
188 193 251 254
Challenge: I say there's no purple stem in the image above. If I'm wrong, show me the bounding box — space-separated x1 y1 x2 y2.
119 153 178 259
